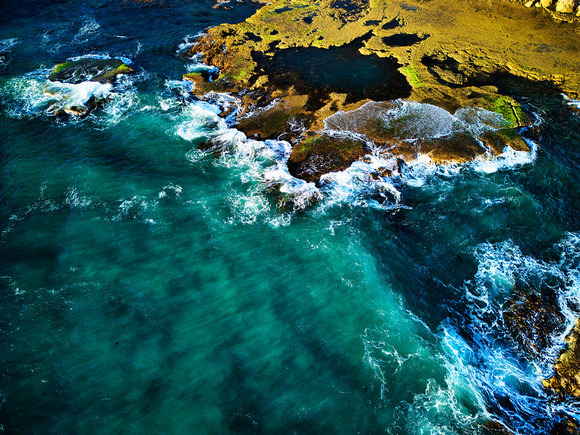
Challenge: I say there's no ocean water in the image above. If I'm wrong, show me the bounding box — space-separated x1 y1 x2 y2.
1 1 580 434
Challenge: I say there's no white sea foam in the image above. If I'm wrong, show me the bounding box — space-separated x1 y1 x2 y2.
434 235 580 433
177 33 206 55
1 61 140 124
563 94 580 110
170 87 540 215
471 137 537 174
0 38 18 51
72 16 101 44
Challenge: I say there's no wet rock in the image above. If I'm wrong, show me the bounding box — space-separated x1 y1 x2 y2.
183 72 236 93
480 128 530 155
543 318 580 398
541 0 554 6
287 133 368 184
551 416 580 435
183 0 575 182
237 94 308 140
48 57 132 84
0 50 12 74
502 287 566 359
420 132 484 164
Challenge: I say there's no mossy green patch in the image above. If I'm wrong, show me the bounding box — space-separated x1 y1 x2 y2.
481 95 528 128
52 61 75 74
403 66 423 88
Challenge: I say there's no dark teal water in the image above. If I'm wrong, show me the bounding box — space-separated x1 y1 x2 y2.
1 1 580 434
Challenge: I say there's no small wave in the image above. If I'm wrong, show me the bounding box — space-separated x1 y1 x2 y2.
174 93 541 215
72 16 101 45
0 38 18 51
68 53 134 66
177 33 206 55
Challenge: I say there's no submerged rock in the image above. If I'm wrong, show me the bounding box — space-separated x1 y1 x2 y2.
48 57 132 85
0 50 12 74
502 287 565 358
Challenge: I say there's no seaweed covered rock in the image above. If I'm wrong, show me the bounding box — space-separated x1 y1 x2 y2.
48 57 132 84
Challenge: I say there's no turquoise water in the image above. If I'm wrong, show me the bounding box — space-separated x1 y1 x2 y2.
1 1 580 433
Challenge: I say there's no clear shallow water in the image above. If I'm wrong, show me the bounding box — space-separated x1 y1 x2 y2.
1 1 580 434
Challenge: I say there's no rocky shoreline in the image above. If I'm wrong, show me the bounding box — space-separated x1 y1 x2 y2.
181 3 580 431
184 0 578 185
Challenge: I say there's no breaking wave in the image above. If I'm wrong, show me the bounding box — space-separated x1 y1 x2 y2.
439 235 580 434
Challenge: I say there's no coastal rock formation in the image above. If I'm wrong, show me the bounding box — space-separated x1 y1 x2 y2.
502 287 565 358
44 57 132 117
48 57 132 85
543 318 580 399
516 0 580 20
184 0 579 182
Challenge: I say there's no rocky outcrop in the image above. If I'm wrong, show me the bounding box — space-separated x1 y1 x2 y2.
287 133 369 184
43 57 133 117
183 0 579 182
502 287 566 358
48 57 132 84
520 0 580 20
543 318 580 399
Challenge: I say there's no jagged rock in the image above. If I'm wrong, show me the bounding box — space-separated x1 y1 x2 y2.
543 318 580 399
502 287 565 359
48 57 132 84
183 0 576 182
541 0 554 7
236 94 308 140
555 0 575 13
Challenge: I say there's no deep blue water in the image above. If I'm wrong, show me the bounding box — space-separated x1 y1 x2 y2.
1 1 580 434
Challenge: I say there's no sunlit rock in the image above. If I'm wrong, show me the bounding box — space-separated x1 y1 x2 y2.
48 57 132 84
543 318 580 399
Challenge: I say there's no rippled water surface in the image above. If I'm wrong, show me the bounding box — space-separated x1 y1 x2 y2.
1 1 580 433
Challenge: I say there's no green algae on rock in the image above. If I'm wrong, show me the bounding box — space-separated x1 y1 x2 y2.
48 57 133 84
183 0 580 182
287 133 369 184
42 58 133 117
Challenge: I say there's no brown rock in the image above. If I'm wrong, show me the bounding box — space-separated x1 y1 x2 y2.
479 128 530 155
420 133 484 164
287 134 368 184
237 94 308 140
543 318 580 398
555 0 575 13
502 287 565 359
551 416 580 435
